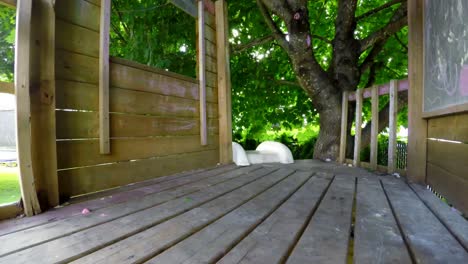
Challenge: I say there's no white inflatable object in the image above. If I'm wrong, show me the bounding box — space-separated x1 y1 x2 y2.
232 142 250 166
244 141 294 164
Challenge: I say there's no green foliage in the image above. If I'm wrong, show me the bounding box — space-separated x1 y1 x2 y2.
0 166 20 205
0 6 15 82
110 0 197 78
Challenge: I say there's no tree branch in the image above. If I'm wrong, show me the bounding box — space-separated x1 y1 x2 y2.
256 0 289 51
356 0 405 21
232 35 275 54
394 33 408 52
359 2 407 53
312 34 332 45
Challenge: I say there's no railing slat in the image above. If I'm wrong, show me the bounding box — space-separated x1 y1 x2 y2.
339 91 349 163
388 80 398 173
370 86 379 170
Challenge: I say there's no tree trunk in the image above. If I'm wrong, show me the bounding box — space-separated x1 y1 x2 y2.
313 99 342 160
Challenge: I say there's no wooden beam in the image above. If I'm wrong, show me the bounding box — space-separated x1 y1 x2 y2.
216 0 232 164
353 89 363 167
169 0 197 18
198 0 207 146
0 81 14 94
0 0 16 8
388 80 398 174
370 86 379 170
99 0 110 154
407 0 427 183
348 79 409 101
29 0 59 208
339 91 349 163
15 0 41 216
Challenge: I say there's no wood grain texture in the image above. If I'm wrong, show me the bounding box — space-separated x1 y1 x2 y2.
218 174 332 264
0 168 276 263
58 149 219 197
339 91 349 163
428 113 468 143
407 0 427 183
0 166 259 257
354 177 411 264
198 0 208 145
56 19 99 58
410 183 468 250
99 0 110 154
70 169 293 264
388 80 398 173
29 0 60 208
56 111 218 139
381 177 468 263
216 0 233 164
57 135 219 169
146 171 313 264
14 0 41 216
287 176 355 264
370 86 379 170
55 0 100 32
426 162 468 216
427 140 468 182
353 89 363 167
0 203 22 222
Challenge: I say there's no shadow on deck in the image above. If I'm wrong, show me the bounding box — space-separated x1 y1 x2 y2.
0 160 467 263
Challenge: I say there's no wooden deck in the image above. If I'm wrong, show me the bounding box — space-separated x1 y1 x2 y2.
0 160 467 264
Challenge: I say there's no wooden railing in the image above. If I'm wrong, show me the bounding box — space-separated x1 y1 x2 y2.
339 79 408 174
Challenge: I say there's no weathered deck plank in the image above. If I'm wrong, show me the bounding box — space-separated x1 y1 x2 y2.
0 167 281 263
0 164 236 237
71 169 296 264
381 177 468 263
286 176 356 264
0 166 260 256
145 171 314 264
217 173 333 264
354 177 412 264
409 183 468 250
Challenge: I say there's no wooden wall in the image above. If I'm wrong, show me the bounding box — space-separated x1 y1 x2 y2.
427 114 468 215
54 0 220 199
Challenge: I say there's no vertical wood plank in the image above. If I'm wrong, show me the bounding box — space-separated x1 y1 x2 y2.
0 81 14 94
0 0 16 8
370 86 379 170
353 89 363 167
407 0 427 183
388 80 398 173
339 91 349 163
15 0 41 216
99 0 110 154
215 0 232 164
29 0 59 207
198 0 207 145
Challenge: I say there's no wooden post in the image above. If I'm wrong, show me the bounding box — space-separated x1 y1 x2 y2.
339 91 349 164
99 0 110 154
198 0 208 146
215 0 233 164
15 0 41 216
407 0 427 183
370 86 379 170
353 89 363 167
29 0 59 208
388 80 398 174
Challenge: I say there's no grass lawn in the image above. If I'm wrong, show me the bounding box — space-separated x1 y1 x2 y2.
0 166 20 205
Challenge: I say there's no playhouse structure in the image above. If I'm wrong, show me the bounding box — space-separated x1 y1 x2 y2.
0 0 466 263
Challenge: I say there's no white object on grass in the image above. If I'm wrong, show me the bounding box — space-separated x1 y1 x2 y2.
232 142 250 166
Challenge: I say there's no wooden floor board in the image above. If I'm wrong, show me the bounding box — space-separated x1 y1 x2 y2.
381 177 468 263
286 175 356 264
410 183 468 250
145 171 316 264
354 177 412 264
217 172 333 264
0 167 279 263
0 164 237 237
70 168 296 264
0 165 260 257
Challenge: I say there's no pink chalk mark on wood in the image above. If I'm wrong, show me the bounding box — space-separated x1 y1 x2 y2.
459 65 468 96
81 208 91 215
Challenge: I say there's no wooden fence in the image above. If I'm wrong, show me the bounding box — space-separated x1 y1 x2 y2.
339 79 408 175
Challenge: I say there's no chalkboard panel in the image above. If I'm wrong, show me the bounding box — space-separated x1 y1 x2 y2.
424 0 468 114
